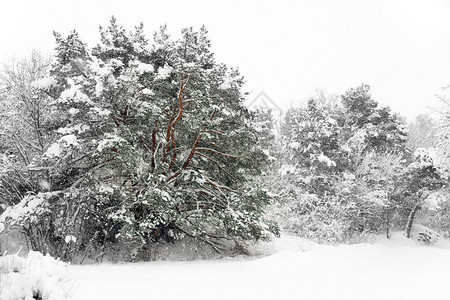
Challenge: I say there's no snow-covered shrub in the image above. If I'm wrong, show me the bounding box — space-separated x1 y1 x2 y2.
270 192 357 243
409 224 441 244
0 190 109 263
0 251 75 300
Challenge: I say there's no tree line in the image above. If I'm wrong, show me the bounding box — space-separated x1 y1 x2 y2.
0 17 449 261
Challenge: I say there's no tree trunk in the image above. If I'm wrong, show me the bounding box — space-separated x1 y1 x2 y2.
405 203 421 238
384 208 391 239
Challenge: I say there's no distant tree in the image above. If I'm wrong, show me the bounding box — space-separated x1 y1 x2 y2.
435 91 450 169
276 96 350 242
282 98 348 196
251 108 276 153
273 85 410 242
341 84 408 154
407 114 436 151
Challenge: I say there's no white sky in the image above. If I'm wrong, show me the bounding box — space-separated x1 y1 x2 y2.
1 0 450 120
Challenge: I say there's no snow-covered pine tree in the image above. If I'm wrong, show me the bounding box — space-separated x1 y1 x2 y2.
281 97 347 196
275 96 354 241
341 84 408 154
0 18 277 259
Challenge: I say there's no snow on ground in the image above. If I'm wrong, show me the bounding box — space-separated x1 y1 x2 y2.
70 233 450 300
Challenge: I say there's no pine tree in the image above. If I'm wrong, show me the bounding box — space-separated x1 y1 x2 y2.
342 84 408 153
0 18 277 259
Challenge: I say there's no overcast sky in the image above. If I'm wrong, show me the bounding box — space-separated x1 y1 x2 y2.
1 0 450 120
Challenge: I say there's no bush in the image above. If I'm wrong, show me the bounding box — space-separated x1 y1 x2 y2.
270 193 351 243
0 192 113 263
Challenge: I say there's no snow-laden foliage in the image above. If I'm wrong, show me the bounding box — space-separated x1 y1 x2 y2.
341 84 408 153
0 51 55 208
0 192 56 232
270 86 412 242
0 251 75 300
399 147 450 238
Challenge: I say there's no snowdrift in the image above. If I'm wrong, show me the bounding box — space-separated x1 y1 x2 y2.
0 251 75 300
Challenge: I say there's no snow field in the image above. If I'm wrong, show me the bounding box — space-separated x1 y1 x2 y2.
70 234 450 300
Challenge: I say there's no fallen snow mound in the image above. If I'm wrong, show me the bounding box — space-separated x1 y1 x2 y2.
410 224 441 244
0 251 76 300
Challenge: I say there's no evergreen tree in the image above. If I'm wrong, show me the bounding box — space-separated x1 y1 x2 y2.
342 84 408 154
0 18 277 259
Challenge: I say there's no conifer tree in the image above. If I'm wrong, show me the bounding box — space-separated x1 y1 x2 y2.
0 18 277 258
